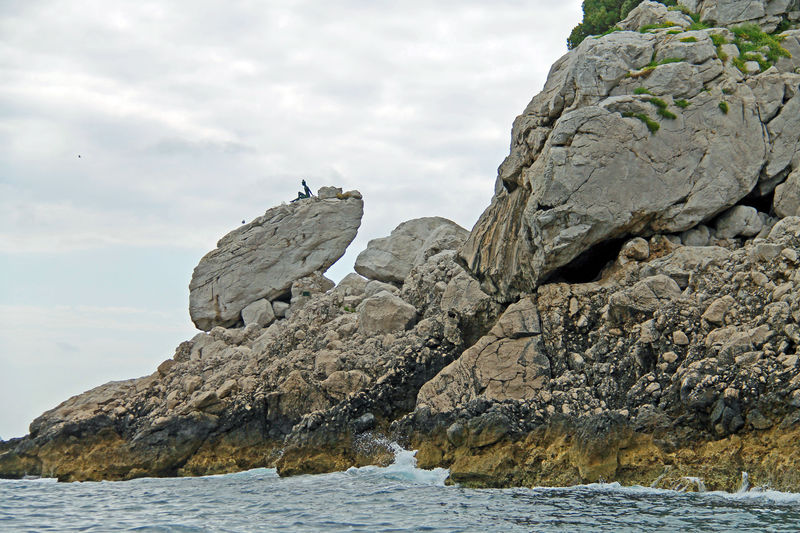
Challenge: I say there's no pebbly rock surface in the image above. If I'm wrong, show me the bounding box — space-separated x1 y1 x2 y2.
355 217 469 284
189 189 363 330
459 0 800 302
403 218 800 490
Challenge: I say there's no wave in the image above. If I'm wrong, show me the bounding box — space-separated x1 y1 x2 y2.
343 442 450 486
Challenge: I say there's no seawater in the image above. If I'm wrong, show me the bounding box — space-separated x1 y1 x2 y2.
2 445 799 532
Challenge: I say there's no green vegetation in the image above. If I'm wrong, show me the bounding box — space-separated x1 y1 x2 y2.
731 23 792 72
687 21 710 31
568 0 678 49
623 112 661 133
657 108 677 119
710 34 727 47
626 56 684 78
641 21 677 32
593 26 623 39
719 101 729 114
634 87 652 95
709 33 728 63
675 99 689 108
644 96 676 119
680 36 698 43
774 18 792 35
709 33 728 61
667 29 682 34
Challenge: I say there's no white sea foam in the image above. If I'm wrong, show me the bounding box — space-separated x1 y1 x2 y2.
530 478 800 506
345 442 450 486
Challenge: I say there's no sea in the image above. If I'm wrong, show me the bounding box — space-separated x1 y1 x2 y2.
1 444 799 532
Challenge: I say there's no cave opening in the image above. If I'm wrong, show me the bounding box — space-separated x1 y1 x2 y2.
739 187 775 215
544 237 627 284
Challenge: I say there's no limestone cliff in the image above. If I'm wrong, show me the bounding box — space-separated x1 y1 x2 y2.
459 0 800 301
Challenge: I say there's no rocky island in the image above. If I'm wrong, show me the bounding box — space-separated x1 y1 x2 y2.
2 0 800 492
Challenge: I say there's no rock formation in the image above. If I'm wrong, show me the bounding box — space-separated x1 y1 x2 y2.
189 188 363 330
0 207 486 482
3 0 800 494
459 0 800 301
355 217 469 284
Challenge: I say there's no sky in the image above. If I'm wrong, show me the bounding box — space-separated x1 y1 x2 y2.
0 0 584 440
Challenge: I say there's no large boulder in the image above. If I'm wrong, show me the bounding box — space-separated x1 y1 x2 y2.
189 191 363 330
357 291 417 335
459 13 800 301
355 217 468 284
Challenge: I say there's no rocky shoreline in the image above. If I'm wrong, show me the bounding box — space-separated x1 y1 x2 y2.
3 0 800 491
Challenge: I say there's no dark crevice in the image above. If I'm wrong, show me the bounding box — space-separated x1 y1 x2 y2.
739 188 775 215
543 237 627 285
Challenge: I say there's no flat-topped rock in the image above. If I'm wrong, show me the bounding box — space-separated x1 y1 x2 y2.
189 190 363 330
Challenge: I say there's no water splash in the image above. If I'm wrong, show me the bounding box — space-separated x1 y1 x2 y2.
671 476 706 492
345 441 450 486
738 471 750 493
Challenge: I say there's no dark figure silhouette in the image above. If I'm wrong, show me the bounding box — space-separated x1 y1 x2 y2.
291 179 314 202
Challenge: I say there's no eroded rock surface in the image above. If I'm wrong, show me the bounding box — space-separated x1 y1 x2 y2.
459 1 800 301
189 190 363 330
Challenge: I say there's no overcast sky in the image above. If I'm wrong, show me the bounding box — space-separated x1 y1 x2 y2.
0 1 583 439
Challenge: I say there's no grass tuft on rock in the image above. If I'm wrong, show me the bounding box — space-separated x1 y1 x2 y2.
657 108 677 119
647 97 668 109
623 112 660 133
680 36 698 43
641 21 677 33
731 23 791 72
719 101 729 114
675 99 689 108
634 87 653 95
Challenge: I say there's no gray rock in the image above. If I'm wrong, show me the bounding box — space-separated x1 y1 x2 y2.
290 272 335 313
365 280 399 297
620 237 650 263
461 88 767 300
272 301 290 319
334 273 368 296
702 295 735 325
318 186 342 199
357 291 417 335
765 92 800 180
774 168 800 217
715 205 763 238
355 217 468 284
608 275 682 323
744 60 762 74
681 224 712 246
619 1 694 31
189 192 362 330
241 299 275 328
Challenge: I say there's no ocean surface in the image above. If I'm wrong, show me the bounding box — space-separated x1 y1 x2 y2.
2 445 799 532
